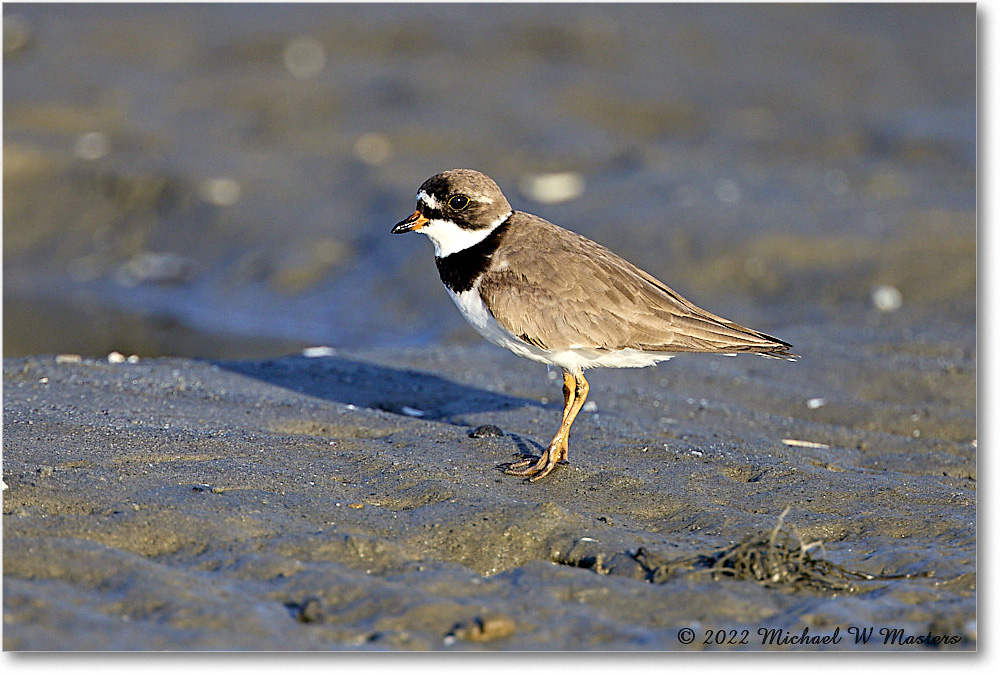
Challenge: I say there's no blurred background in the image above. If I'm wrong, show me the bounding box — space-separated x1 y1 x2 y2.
2 3 975 359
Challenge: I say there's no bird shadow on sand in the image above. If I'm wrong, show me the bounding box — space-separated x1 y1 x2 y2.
215 356 547 432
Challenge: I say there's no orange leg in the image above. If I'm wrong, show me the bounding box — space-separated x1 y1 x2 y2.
505 369 589 481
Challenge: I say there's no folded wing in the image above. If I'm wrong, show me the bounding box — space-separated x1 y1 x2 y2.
479 215 796 360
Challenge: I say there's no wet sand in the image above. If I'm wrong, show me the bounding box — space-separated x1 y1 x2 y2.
3 321 975 650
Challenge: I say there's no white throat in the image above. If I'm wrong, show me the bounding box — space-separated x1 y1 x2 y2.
422 211 512 258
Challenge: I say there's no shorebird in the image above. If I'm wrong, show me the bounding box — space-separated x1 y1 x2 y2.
392 169 796 481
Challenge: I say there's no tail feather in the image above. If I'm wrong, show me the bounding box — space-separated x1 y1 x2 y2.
758 345 799 361
742 329 798 361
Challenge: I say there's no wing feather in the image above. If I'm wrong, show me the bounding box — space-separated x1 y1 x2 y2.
478 213 796 359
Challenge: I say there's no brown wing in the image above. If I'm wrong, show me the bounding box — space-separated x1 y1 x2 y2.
478 213 796 359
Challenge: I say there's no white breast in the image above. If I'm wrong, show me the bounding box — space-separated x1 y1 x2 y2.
448 286 532 355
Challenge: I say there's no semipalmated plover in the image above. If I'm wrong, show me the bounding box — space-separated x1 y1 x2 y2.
392 169 796 481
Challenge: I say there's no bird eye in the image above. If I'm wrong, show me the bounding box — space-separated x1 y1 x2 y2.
448 194 470 211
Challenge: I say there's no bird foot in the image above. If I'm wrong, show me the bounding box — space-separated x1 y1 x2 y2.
502 444 567 482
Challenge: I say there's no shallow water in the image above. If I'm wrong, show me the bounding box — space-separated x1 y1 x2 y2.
3 3 975 356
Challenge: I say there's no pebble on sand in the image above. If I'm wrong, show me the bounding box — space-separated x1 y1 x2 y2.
469 424 504 438
353 132 392 165
200 177 242 206
74 131 110 161
446 615 517 643
302 346 336 358
871 284 903 312
118 251 196 286
781 438 830 449
283 36 326 79
519 171 585 205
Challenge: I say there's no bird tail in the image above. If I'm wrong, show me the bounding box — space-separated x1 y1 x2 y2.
748 331 798 361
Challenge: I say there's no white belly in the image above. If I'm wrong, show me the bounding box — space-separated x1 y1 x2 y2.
447 287 674 374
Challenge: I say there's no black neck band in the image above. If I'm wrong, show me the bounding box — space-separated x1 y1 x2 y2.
435 214 512 293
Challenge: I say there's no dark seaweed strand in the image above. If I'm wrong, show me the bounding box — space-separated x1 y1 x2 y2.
435 217 512 293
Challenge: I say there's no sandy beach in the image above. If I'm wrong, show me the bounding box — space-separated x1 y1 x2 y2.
3 324 975 649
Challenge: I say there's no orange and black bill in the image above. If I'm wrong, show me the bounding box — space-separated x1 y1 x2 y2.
391 211 429 234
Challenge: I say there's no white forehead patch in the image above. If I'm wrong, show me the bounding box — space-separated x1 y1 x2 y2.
417 190 440 210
